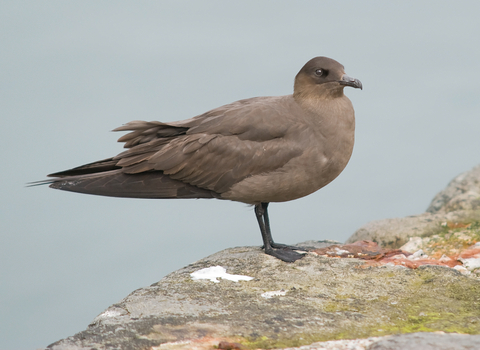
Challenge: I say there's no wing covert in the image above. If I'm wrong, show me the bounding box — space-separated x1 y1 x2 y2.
112 96 305 193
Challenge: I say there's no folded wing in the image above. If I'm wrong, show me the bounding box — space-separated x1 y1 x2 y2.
48 96 306 199
112 97 304 194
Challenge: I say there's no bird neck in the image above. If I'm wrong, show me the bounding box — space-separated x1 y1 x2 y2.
293 84 346 115
293 83 345 102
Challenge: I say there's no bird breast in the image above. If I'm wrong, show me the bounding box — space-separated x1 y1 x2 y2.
222 96 355 205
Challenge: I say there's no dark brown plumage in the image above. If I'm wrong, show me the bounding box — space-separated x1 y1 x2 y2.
46 56 362 262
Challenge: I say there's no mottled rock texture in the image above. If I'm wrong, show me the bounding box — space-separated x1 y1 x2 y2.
48 243 480 349
367 332 480 350
283 332 480 350
347 165 480 248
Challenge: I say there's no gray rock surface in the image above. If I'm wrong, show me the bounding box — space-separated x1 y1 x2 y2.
44 166 480 350
427 164 480 214
367 332 480 350
282 332 480 350
347 164 480 248
47 241 480 349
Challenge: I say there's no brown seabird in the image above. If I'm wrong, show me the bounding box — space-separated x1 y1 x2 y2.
44 56 362 262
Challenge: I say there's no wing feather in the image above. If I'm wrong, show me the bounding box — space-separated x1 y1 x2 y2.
112 96 305 194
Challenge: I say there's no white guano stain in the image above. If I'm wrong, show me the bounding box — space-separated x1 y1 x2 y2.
261 289 287 299
190 266 254 283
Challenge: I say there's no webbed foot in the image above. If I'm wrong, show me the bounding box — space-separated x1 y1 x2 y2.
264 247 306 262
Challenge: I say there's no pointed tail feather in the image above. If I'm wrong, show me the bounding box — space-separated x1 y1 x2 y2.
48 170 219 199
47 158 120 177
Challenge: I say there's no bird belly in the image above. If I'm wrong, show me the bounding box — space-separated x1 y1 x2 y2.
221 147 351 205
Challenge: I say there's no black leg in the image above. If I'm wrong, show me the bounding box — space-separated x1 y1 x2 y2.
260 203 273 245
262 203 296 249
254 202 305 262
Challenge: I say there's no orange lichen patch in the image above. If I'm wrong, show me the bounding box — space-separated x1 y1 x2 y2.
414 220 480 259
445 221 472 229
458 246 480 259
314 240 412 261
424 233 477 259
398 221 480 271
217 341 246 349
152 337 247 350
314 240 467 270
359 256 461 269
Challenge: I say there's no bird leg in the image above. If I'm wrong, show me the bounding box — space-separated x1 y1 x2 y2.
254 202 305 262
262 202 299 249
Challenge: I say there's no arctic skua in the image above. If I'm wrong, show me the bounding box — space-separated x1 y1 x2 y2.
44 56 362 262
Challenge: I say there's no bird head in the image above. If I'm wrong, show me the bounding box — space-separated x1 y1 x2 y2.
293 56 362 100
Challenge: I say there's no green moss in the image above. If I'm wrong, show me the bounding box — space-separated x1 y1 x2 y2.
225 268 480 349
234 306 480 349
334 294 351 300
323 301 354 313
238 309 480 349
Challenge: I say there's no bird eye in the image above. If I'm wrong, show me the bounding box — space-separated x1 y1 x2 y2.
314 69 323 76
